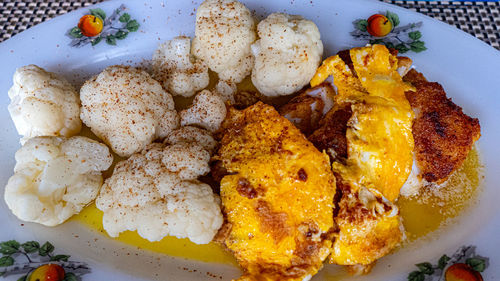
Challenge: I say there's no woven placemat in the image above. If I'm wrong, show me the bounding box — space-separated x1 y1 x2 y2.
0 0 499 50
381 1 500 50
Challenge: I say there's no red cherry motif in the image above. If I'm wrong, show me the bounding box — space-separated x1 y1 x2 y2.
366 14 393 37
26 264 65 281
445 263 483 281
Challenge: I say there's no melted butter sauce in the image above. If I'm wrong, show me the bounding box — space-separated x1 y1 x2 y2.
74 123 237 265
72 204 237 265
398 146 483 240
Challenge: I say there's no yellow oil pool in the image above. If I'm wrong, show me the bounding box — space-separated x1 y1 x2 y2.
72 204 237 265
398 147 483 240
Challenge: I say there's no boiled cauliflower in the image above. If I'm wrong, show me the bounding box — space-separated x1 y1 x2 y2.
8 65 81 143
214 80 237 103
96 143 223 244
80 65 179 157
4 136 112 226
251 13 324 97
180 90 227 132
152 36 209 97
192 0 256 83
165 126 217 155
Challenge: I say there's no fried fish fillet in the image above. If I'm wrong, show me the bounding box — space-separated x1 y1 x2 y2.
217 102 336 281
305 102 402 267
307 103 404 266
312 45 415 201
308 104 403 270
279 83 336 136
309 45 411 266
308 104 352 163
403 69 481 183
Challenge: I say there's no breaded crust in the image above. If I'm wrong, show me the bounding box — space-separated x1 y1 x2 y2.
404 69 481 183
308 104 352 163
279 83 336 136
403 68 427 83
396 56 412 77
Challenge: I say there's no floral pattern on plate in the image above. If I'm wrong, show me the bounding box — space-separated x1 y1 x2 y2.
408 245 488 281
0 240 90 281
67 4 140 47
351 11 426 53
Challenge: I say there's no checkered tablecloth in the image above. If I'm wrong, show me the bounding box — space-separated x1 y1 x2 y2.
0 0 499 50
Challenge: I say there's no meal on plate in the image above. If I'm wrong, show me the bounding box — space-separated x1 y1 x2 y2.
3 0 481 280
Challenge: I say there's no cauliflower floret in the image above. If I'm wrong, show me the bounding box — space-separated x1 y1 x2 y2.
8 65 82 143
165 126 217 155
214 80 237 103
152 36 209 97
96 143 223 244
192 0 256 83
162 143 211 180
4 136 112 226
80 65 179 157
180 90 227 132
251 13 324 97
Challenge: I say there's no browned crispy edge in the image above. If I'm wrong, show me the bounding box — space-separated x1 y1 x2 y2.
308 104 352 164
404 69 481 182
278 84 331 136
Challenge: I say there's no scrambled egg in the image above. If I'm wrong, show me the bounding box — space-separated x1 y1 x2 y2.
310 45 414 265
218 102 336 281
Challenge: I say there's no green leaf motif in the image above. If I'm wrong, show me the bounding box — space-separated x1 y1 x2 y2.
0 240 20 255
438 254 451 270
91 36 103 46
69 27 83 38
0 256 14 267
408 270 425 281
395 43 409 54
408 31 422 40
466 258 486 272
386 10 400 27
17 275 27 281
90 8 106 21
356 19 368 31
126 20 140 32
416 262 434 275
369 39 384 45
119 13 131 23
22 241 40 253
115 30 129 40
63 272 78 281
410 40 427 53
384 41 396 50
106 35 117 46
50 254 70 262
39 242 55 256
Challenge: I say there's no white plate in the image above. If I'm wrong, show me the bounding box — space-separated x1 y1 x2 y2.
0 0 499 280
